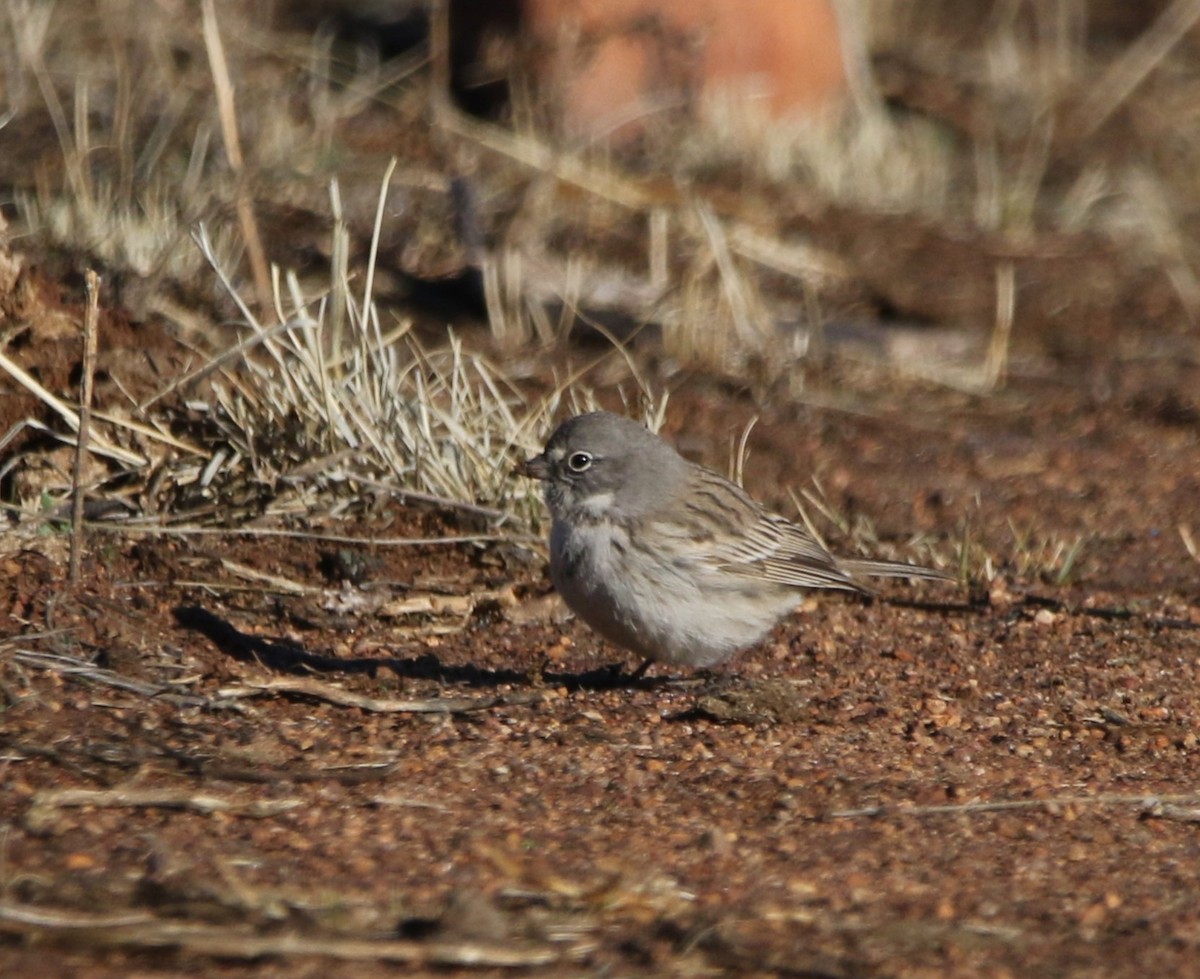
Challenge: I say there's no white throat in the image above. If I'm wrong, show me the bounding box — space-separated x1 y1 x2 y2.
578 490 616 514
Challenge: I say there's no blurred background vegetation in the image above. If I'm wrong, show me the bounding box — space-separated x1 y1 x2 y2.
1 0 1198 534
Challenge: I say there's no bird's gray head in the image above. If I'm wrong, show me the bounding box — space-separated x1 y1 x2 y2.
519 411 686 521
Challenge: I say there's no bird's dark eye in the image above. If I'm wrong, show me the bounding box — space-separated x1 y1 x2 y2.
567 451 593 473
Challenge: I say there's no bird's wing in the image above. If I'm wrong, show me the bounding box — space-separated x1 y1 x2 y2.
651 465 944 593
837 557 954 582
641 466 857 591
657 466 860 590
710 512 865 592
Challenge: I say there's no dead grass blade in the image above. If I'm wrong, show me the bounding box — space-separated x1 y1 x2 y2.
26 788 301 832
11 650 210 706
0 902 563 967
1180 523 1198 562
216 677 545 714
0 351 146 467
829 792 1200 820
92 523 518 547
220 559 314 595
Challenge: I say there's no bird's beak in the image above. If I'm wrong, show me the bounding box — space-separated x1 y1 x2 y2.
516 454 551 480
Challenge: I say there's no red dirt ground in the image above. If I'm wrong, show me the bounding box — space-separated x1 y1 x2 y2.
3 326 1199 975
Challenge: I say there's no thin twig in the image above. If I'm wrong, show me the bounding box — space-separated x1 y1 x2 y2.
0 902 562 967
84 524 525 546
69 270 101 582
27 788 302 830
220 559 314 595
11 650 223 708
828 792 1200 820
0 904 154 929
217 677 545 714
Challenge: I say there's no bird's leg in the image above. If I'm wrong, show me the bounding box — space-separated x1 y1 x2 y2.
627 658 654 681
525 654 550 687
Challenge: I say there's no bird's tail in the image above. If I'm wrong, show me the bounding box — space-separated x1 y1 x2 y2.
838 558 955 583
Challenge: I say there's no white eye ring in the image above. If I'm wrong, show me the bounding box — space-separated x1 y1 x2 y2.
567 451 593 473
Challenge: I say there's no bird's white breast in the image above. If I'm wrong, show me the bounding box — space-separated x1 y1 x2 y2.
548 517 798 667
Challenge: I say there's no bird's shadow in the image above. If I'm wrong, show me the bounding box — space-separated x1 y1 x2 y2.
172 605 671 692
878 595 984 615
174 592 1000 702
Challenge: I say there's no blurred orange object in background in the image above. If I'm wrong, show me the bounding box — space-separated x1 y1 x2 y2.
520 0 848 139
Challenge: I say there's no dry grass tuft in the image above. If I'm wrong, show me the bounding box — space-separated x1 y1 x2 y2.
141 204 640 535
